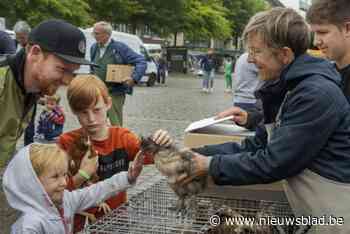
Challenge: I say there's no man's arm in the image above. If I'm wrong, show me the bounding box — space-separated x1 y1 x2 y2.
117 43 147 83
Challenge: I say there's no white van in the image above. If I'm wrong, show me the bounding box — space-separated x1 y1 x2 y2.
5 30 15 40
78 28 158 86
144 43 162 58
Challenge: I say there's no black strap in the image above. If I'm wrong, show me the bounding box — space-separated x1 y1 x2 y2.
0 55 9 67
0 54 16 68
91 44 97 62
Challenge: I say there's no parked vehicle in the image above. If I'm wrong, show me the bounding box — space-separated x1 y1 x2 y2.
78 28 158 87
5 29 15 40
144 43 162 58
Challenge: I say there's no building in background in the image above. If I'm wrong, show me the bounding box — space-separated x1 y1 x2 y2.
277 0 312 17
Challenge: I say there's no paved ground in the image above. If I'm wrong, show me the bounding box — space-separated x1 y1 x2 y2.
0 73 234 233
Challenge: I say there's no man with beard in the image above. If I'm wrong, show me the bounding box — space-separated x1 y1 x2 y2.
0 19 95 166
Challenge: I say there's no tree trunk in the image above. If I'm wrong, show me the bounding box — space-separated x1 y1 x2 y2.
131 24 137 35
234 36 239 49
174 32 177 47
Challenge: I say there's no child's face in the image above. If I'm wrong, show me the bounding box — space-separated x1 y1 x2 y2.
75 96 111 136
38 159 68 207
46 99 57 110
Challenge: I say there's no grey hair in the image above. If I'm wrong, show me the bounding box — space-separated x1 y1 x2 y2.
13 21 31 34
93 21 112 35
242 7 310 56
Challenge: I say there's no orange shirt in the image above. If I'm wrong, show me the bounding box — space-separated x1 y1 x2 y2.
58 127 153 232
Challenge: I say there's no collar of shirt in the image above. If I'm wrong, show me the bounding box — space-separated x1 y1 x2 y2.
99 37 112 49
98 37 112 58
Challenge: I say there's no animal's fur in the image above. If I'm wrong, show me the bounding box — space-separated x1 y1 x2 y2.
140 136 208 212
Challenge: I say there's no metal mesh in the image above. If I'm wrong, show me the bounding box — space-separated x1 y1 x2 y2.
85 169 300 234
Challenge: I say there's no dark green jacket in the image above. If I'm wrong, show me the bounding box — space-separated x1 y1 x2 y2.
0 51 37 166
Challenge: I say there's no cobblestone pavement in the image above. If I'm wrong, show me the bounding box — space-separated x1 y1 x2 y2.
0 73 234 233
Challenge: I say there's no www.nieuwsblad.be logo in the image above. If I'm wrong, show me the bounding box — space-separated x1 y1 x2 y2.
209 214 344 227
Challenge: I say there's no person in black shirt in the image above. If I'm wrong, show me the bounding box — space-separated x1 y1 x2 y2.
307 0 350 101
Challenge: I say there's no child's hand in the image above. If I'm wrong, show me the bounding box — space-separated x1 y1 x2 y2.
152 129 173 147
127 151 144 184
97 202 112 214
78 212 97 223
79 147 98 178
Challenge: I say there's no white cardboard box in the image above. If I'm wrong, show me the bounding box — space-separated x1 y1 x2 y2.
184 116 254 148
106 64 134 83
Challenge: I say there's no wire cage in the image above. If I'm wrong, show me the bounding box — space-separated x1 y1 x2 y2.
86 176 303 234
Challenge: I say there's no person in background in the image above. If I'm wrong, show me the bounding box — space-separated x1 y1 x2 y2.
157 54 168 85
90 21 147 126
0 30 15 55
13 20 37 146
36 95 65 143
223 57 233 93
13 21 31 52
232 52 262 111
200 48 216 93
219 52 265 131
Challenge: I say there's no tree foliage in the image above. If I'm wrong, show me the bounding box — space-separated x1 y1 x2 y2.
86 0 144 26
223 0 267 45
0 0 91 28
0 0 267 46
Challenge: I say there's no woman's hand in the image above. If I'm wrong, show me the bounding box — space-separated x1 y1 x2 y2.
216 107 248 125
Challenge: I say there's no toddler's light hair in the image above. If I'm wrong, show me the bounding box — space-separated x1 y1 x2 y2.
29 143 68 176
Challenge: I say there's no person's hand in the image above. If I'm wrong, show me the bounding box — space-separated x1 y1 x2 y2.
190 151 210 175
78 212 97 223
97 202 112 214
128 151 144 184
176 151 210 186
216 107 248 125
124 79 135 87
79 146 99 178
152 129 173 146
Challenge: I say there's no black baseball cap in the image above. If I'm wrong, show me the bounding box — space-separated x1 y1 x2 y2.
29 19 96 66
